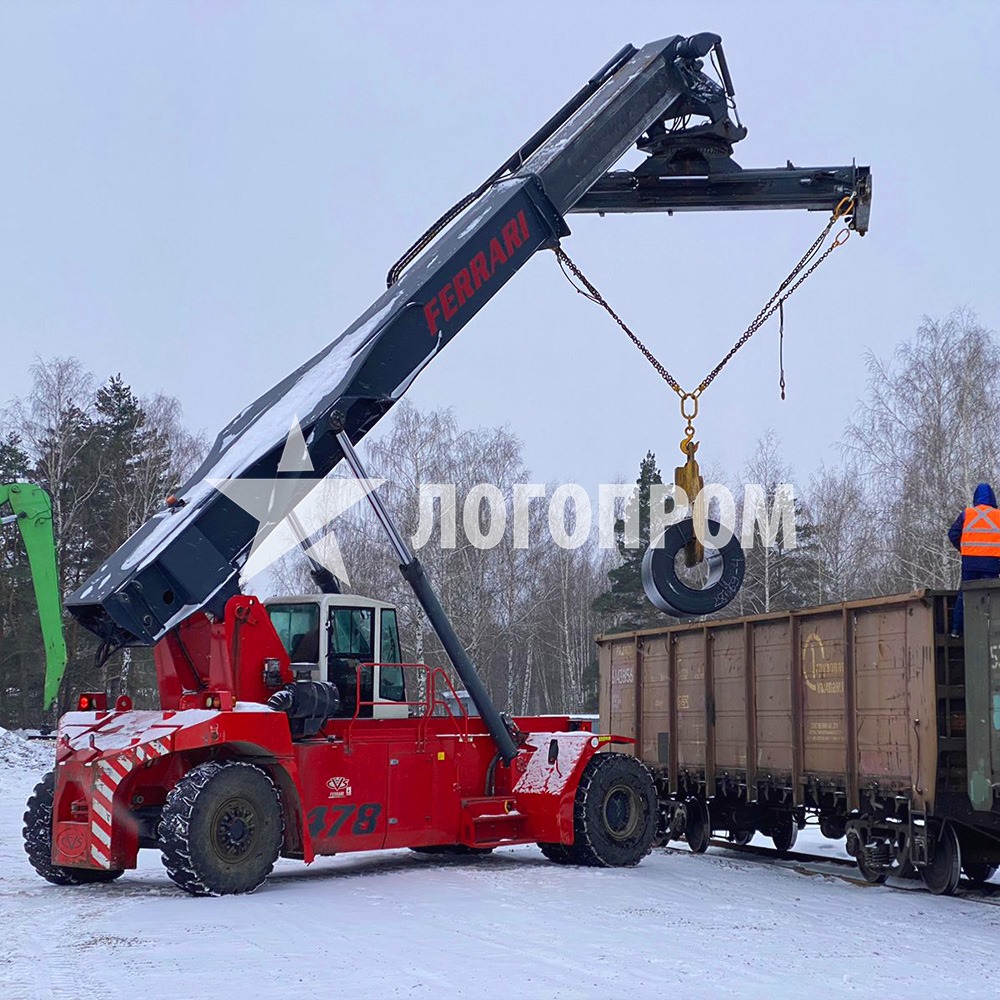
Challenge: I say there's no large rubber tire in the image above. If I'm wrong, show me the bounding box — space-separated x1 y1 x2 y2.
920 823 961 896
23 772 124 886
963 862 998 885
567 753 657 868
537 842 576 864
159 761 283 896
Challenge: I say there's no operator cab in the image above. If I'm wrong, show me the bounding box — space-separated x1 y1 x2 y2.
265 594 407 720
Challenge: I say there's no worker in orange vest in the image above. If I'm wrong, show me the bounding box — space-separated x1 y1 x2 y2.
947 482 1000 636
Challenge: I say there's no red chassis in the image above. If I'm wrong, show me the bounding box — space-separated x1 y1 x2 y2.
43 596 648 886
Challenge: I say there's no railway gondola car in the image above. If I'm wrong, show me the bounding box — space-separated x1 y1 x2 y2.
597 583 1000 894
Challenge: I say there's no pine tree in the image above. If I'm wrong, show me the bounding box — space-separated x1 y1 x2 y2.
88 374 173 556
593 451 665 632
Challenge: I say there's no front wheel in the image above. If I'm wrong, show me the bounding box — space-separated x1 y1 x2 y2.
159 760 283 896
537 842 576 864
23 772 124 886
567 753 657 868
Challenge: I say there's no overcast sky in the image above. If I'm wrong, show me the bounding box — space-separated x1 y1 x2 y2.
1 1 998 496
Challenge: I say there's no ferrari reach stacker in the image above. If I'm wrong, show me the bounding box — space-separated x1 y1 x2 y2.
23 32 870 894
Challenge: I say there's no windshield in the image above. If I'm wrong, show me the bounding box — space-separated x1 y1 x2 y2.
267 602 320 664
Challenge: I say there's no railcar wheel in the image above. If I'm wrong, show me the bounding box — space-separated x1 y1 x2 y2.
962 862 997 885
819 815 846 840
159 761 283 896
567 753 657 867
730 828 754 846
920 823 961 896
23 772 124 886
770 815 798 855
855 851 889 884
685 799 711 854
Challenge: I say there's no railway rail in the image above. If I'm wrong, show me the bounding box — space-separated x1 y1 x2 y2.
662 838 1000 905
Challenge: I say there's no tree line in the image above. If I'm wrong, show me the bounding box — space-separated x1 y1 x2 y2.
0 358 202 726
0 310 991 727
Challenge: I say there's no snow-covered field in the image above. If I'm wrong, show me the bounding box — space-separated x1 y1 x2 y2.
2 728 998 1000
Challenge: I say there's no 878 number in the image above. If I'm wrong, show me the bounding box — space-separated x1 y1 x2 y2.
307 802 382 839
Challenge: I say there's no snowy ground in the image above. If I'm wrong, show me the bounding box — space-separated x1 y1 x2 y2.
2 730 999 1000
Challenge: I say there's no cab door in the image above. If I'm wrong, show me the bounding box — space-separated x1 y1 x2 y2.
374 608 408 720
326 605 376 716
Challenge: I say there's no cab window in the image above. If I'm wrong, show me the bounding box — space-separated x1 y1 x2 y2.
327 607 375 716
267 603 320 665
379 609 405 701
329 607 374 659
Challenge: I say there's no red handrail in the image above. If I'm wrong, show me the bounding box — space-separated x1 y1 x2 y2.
344 663 471 740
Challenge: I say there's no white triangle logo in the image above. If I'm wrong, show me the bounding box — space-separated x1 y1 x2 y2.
277 417 314 472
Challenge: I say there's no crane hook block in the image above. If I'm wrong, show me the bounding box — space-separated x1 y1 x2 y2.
641 518 746 618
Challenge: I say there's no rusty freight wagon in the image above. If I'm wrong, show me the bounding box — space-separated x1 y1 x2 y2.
597 586 1000 895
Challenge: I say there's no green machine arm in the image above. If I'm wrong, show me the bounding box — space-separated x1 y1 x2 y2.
1 483 67 711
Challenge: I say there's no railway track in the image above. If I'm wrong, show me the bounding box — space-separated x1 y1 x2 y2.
662 839 1000 906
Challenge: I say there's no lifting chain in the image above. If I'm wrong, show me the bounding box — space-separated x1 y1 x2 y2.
553 194 856 467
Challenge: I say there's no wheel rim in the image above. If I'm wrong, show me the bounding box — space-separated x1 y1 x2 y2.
210 797 258 862
602 784 641 841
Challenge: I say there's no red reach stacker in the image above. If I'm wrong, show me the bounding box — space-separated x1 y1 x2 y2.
24 32 869 894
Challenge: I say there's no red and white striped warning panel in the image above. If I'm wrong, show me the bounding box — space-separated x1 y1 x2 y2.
88 739 170 868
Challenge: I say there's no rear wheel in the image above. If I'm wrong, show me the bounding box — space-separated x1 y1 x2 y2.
920 823 961 896
565 753 657 867
963 862 998 885
23 772 124 886
159 761 283 896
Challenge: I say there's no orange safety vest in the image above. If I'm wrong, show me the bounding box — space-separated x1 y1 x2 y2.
960 504 1000 556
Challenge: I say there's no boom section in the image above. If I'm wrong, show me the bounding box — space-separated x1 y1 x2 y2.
65 35 711 647
65 32 870 649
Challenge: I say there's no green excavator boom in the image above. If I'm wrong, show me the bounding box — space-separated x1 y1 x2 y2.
1 483 67 711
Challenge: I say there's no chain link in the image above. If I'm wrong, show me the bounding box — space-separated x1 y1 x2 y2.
553 195 855 409
553 248 685 395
